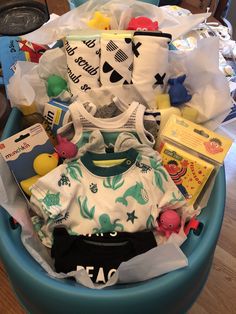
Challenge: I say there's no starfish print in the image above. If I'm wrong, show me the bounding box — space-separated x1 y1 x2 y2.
126 210 138 224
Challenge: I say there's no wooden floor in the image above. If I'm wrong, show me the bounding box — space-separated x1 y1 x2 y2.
1 1 236 313
190 122 236 314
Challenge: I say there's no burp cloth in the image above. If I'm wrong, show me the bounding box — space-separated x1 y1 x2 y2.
100 33 133 86
65 35 101 97
132 32 172 92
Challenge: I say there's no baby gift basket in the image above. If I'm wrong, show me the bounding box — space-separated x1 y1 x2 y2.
0 1 233 313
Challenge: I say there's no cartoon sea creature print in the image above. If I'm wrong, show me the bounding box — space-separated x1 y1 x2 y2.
204 138 223 154
31 216 47 242
39 191 61 216
146 214 155 229
90 183 98 193
54 212 70 224
169 191 185 204
93 214 124 233
135 161 152 173
58 174 71 187
115 182 149 206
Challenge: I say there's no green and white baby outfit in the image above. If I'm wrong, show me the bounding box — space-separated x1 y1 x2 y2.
60 100 155 151
30 149 186 247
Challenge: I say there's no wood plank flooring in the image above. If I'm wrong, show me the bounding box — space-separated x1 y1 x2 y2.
189 123 236 314
1 1 236 313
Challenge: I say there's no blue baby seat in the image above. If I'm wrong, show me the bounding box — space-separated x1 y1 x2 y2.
0 108 226 314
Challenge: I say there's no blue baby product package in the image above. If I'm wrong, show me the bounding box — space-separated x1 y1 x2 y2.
43 99 70 134
0 36 47 86
0 124 54 183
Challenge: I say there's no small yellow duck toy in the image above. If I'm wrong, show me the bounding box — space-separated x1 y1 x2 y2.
20 152 59 196
87 11 111 30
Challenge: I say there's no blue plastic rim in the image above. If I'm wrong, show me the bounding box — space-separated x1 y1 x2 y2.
68 0 87 10
0 108 226 314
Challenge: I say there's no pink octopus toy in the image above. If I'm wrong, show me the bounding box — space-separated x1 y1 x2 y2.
157 209 181 238
127 17 158 31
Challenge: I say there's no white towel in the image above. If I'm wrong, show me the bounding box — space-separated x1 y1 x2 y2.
100 33 133 86
65 36 101 97
132 32 172 92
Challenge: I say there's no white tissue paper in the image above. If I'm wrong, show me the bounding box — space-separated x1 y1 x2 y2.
21 233 188 289
23 0 210 45
168 37 232 129
117 243 188 284
7 48 68 111
7 61 48 113
7 36 232 130
37 47 67 80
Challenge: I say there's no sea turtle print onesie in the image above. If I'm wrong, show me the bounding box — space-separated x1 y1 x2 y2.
30 149 186 247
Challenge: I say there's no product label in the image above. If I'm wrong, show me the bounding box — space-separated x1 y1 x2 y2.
0 123 54 182
160 142 214 205
43 100 69 133
161 115 232 164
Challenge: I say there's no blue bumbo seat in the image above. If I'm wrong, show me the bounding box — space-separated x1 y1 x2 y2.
0 108 226 314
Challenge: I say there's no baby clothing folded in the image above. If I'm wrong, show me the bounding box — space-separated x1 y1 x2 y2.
30 148 186 247
100 33 133 86
64 31 172 97
52 228 157 283
65 36 101 97
132 32 172 92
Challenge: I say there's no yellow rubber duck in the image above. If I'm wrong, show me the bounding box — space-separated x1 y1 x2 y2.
87 11 111 30
20 152 59 196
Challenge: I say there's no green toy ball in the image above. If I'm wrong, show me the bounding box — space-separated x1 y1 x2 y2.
47 74 68 97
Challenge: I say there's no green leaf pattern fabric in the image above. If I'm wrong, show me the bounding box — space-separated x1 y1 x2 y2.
30 152 188 247
103 174 124 190
146 214 155 229
150 158 169 193
169 191 185 204
78 196 95 220
66 162 83 181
